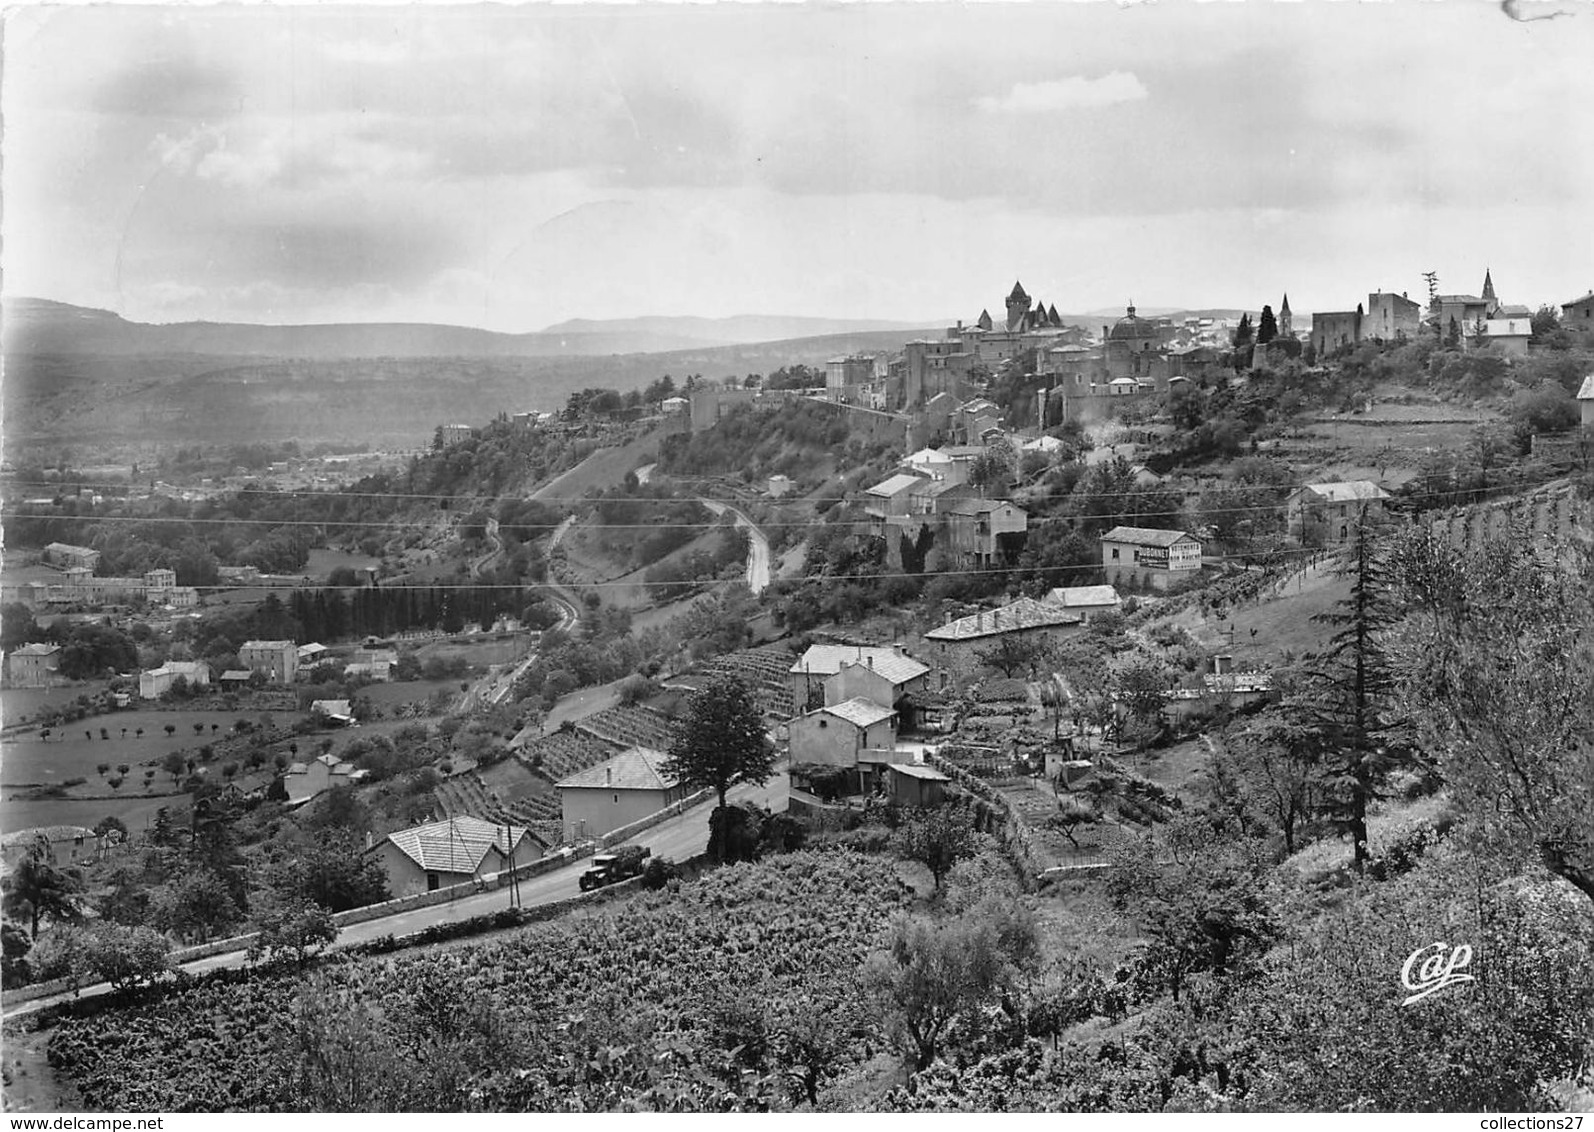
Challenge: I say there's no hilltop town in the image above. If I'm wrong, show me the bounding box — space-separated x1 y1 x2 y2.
3 275 1594 1112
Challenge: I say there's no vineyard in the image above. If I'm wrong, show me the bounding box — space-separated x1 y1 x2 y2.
1426 482 1589 552
46 851 912 1112
688 645 798 719
573 703 680 750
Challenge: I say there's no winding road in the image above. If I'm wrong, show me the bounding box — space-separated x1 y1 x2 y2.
702 500 771 594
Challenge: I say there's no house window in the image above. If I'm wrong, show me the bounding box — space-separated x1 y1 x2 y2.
613 793 619 804
1111 548 1120 561
427 873 439 891
1340 525 1348 540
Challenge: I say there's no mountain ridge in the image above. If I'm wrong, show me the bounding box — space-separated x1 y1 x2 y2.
1 297 949 359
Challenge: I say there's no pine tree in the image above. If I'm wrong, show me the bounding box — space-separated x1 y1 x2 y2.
1233 313 1254 348
1299 525 1407 873
1257 305 1278 345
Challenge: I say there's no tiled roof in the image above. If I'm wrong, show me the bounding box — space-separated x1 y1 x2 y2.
557 745 678 792
945 498 1023 517
311 699 353 717
818 697 897 728
912 479 968 499
220 669 253 681
12 642 60 656
2 825 98 848
383 816 538 875
1484 319 1531 337
867 473 927 498
1297 481 1390 503
925 597 1081 642
1564 291 1594 307
1099 526 1199 548
792 644 916 677
837 652 930 686
241 640 294 650
1046 584 1121 609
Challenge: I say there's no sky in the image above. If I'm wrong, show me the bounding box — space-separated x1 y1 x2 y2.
4 1 1593 333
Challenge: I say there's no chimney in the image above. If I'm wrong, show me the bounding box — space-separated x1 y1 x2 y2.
606 766 612 786
992 609 1002 629
978 611 986 633
867 655 874 670
365 830 373 850
944 611 953 626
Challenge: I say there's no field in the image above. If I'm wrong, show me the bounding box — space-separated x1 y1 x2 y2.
302 547 381 580
412 638 527 668
1 710 297 787
0 682 113 726
46 850 911 1111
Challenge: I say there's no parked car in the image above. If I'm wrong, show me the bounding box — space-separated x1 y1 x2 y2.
578 846 651 891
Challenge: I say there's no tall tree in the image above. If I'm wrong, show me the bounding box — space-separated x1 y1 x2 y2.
1 837 85 938
661 677 776 860
1232 313 1254 348
1299 525 1407 873
1256 304 1278 345
1391 529 1594 902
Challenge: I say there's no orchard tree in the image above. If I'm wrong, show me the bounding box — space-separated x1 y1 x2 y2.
890 805 977 891
661 677 776 860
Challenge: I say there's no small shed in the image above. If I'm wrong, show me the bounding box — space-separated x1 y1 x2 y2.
885 762 951 808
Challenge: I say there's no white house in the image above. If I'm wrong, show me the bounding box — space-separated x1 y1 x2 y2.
1099 527 1202 590
139 660 212 699
371 816 544 897
1044 584 1122 621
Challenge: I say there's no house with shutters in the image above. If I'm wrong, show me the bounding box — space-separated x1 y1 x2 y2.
922 596 1083 671
1043 584 1122 622
790 643 927 716
283 751 365 805
6 642 61 688
1285 481 1392 546
371 815 545 897
556 745 688 841
1099 527 1202 590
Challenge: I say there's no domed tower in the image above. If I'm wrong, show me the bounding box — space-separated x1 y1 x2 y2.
1005 280 1031 331
1279 294 1293 338
1106 304 1159 378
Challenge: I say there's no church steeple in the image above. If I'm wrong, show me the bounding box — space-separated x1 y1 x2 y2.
1005 280 1031 330
1481 268 1496 303
1279 293 1293 338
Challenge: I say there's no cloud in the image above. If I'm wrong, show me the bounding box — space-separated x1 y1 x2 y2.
975 72 1148 114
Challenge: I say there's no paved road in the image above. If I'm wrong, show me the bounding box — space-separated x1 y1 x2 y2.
702 500 771 594
4 771 791 1019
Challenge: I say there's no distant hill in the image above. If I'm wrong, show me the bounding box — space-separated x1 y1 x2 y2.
1 297 944 360
1 299 943 455
540 313 945 349
1084 305 1249 321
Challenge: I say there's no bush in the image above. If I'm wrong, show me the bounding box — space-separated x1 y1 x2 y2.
641 856 680 890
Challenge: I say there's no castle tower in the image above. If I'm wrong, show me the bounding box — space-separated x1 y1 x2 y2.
1006 280 1031 331
1279 293 1293 338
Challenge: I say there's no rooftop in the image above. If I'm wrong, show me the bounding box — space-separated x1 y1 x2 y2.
889 763 951 782
1046 584 1121 609
2 825 98 848
925 597 1081 642
241 639 295 650
816 697 897 729
866 473 927 498
1296 481 1391 503
793 644 915 678
837 652 931 686
382 816 539 875
557 745 678 792
1099 526 1199 547
1577 375 1594 401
